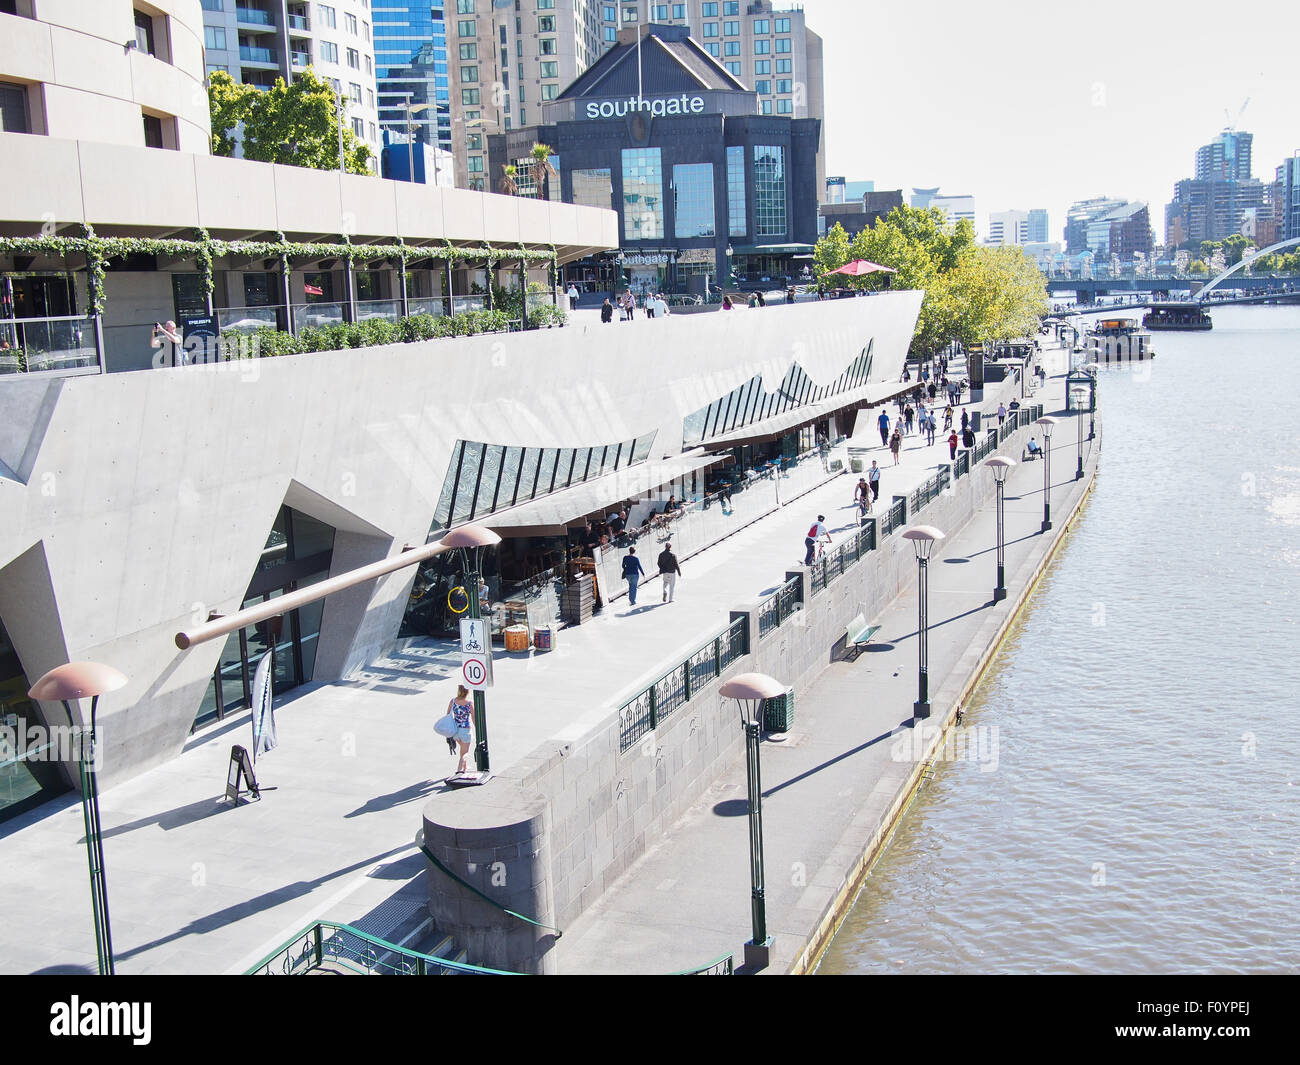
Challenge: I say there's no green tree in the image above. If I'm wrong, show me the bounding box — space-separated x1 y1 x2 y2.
812 221 851 279
208 67 372 174
1220 233 1249 266
498 163 519 196
530 143 558 200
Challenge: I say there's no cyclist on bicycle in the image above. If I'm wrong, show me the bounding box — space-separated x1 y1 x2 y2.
804 515 831 566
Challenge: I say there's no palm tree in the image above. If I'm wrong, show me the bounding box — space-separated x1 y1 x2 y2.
530 143 558 201
498 163 518 196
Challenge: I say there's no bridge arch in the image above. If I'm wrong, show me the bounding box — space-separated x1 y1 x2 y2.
1198 237 1300 301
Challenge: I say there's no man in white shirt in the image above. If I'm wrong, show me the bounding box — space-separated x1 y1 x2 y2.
567 283 579 310
804 514 831 565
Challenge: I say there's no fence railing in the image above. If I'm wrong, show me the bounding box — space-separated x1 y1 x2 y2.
292 301 345 332
355 298 402 322
809 522 875 595
407 296 448 318
671 952 735 975
245 921 516 976
218 305 281 335
757 575 801 639
618 615 748 753
907 466 950 515
0 315 100 376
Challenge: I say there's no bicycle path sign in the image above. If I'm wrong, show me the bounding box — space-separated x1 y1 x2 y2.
460 619 493 690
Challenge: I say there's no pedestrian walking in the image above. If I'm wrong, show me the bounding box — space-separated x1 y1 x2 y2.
442 685 474 775
622 546 646 605
567 283 580 311
962 426 975 449
997 401 1007 425
890 427 902 465
943 405 953 431
877 408 891 447
657 541 682 602
804 514 831 565
961 408 970 434
948 429 959 460
722 295 733 310
601 298 613 324
868 460 881 502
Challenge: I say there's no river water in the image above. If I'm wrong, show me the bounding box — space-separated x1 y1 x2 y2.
819 305 1300 974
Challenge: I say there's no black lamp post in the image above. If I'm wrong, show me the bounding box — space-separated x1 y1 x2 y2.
719 671 786 972
28 661 128 975
902 526 945 719
1083 361 1099 440
438 523 502 775
985 457 1015 602
1036 416 1058 532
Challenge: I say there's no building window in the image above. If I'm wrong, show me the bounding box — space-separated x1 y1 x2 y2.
133 9 157 56
724 41 739 56
622 147 664 242
723 1 738 15
459 42 477 59
776 98 792 114
457 19 474 35
776 17 791 32
538 14 554 31
572 167 612 211
319 40 338 63
363 20 369 41
351 116 364 137
540 37 556 54
467 155 484 172
776 37 791 53
722 19 738 34
365 54 371 75
461 65 478 82
754 80 770 94
603 4 615 19
761 99 771 115
348 81 362 101
142 112 165 148
457 0 475 11
724 61 739 76
753 18 769 33
702 2 717 15
201 0 223 9
653 4 667 18
622 5 637 20
673 2 685 16
540 60 558 77
754 59 770 74
466 132 482 150
776 78 792 93
604 26 615 41
541 82 558 100
702 22 717 37
346 47 360 68
727 144 745 237
204 25 226 49
754 144 786 237
539 0 555 7
318 4 336 29
673 163 715 239
205 63 229 76
704 42 719 57
345 12 357 33
753 39 769 54
462 88 479 104
0 82 32 134
775 58 791 73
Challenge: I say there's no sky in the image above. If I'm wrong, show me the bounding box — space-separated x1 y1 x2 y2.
809 0 1300 246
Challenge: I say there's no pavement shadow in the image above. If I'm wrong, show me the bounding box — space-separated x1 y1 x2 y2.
763 723 908 800
345 780 439 819
97 795 234 841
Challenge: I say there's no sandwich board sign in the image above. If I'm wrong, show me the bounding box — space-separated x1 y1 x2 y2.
460 618 493 690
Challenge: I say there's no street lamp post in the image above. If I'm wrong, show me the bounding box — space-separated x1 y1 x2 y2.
902 526 946 719
1036 416 1059 532
719 671 786 972
985 458 1016 602
28 661 128 975
438 523 503 775
1074 390 1085 480
1083 362 1099 440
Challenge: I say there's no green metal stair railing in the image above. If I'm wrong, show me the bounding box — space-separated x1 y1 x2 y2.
244 920 520 975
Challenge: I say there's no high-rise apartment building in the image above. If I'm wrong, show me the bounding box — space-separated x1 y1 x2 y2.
1027 208 1049 244
1274 155 1300 243
201 0 382 167
449 0 824 193
1164 128 1266 248
986 210 1028 246
374 4 452 178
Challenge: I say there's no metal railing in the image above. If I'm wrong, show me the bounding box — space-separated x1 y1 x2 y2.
0 315 99 376
245 921 516 975
618 615 749 753
671 952 735 975
292 301 345 332
907 466 950 515
355 298 402 322
879 496 907 537
809 523 874 595
239 44 277 63
952 450 971 478
757 575 801 638
287 13 310 31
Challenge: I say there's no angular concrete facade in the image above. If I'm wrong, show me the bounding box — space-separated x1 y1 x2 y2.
0 292 921 793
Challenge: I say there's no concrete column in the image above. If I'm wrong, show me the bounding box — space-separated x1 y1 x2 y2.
343 264 357 324
422 783 557 974
443 259 454 315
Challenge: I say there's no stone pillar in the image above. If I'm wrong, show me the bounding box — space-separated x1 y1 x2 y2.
421 782 557 974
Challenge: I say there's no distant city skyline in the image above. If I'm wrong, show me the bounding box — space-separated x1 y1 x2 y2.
812 0 1298 248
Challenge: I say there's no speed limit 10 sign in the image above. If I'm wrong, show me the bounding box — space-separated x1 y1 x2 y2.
462 655 492 690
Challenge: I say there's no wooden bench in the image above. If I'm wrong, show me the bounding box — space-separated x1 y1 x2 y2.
845 613 882 659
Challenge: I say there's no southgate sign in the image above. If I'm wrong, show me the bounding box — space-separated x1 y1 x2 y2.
586 94 706 119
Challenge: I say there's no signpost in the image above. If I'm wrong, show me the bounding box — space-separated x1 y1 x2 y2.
460 617 494 690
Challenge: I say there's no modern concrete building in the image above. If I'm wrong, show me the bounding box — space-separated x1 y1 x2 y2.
1065 197 1152 259
489 23 822 292
0 0 209 151
1274 154 1300 243
200 0 383 165
986 210 1029 247
1027 208 1049 244
818 190 903 241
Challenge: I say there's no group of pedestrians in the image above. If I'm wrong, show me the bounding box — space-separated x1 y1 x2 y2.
619 542 683 607
600 291 671 322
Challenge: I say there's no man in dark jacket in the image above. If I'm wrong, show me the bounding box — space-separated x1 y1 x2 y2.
600 298 613 323
622 547 646 605
657 541 682 603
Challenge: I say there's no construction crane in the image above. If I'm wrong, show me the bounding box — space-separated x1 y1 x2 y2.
1223 97 1251 131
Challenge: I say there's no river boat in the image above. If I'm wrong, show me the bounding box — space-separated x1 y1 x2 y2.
1142 302 1213 331
1085 317 1154 361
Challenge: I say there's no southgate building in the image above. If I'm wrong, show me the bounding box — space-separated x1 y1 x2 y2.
488 23 822 294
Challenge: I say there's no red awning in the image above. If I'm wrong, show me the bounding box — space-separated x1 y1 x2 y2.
825 259 897 277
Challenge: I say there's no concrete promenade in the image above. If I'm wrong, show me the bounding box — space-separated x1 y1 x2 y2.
555 355 1097 973
0 339 1068 975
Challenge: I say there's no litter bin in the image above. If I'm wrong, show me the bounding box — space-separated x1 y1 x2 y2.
763 688 795 733
970 410 982 432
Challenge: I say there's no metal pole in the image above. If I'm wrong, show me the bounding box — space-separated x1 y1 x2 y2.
913 557 930 718
70 696 114 974
467 558 490 772
744 719 767 946
1076 406 1085 480
404 94 414 183
336 89 346 174
1042 439 1052 532
994 477 1006 602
